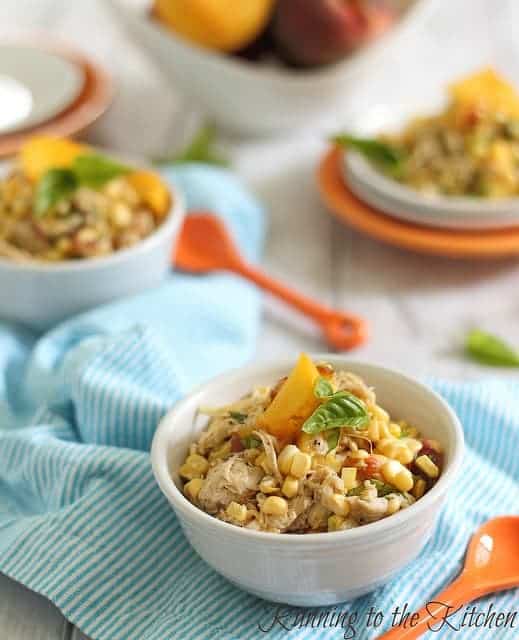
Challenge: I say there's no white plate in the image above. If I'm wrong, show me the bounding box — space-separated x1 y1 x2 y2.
0 45 85 135
342 103 519 230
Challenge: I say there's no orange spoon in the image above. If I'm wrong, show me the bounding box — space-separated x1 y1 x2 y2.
174 213 368 350
379 516 519 639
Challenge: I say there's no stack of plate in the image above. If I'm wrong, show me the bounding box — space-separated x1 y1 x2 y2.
0 41 113 156
316 103 519 260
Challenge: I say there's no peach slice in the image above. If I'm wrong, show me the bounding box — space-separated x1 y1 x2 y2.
19 136 88 182
259 353 320 443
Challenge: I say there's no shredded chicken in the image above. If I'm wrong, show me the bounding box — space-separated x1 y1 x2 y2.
197 416 235 455
253 429 281 481
349 496 389 524
197 455 262 514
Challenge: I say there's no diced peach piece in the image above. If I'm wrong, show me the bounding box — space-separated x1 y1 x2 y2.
450 68 519 121
19 136 88 182
127 170 171 218
258 353 320 442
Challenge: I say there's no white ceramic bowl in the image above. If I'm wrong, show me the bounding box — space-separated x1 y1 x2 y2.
105 0 438 136
0 163 184 331
152 357 464 606
343 103 519 229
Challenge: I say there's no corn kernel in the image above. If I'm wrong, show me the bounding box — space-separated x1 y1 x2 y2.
184 478 204 500
290 452 312 478
255 452 270 474
226 501 248 523
341 467 358 491
208 441 231 462
376 438 414 465
325 451 345 474
413 477 427 499
179 453 209 480
278 445 299 475
381 460 414 493
416 455 439 479
261 496 288 516
350 449 369 460
378 421 393 440
401 437 423 455
259 476 279 494
328 494 350 517
367 419 381 442
282 476 299 498
389 422 402 437
328 515 345 531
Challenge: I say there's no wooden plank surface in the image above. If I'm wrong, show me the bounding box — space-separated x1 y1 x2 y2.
2 0 519 638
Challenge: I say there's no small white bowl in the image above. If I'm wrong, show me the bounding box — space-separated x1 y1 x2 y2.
105 0 438 136
151 357 464 606
343 103 519 229
0 161 184 331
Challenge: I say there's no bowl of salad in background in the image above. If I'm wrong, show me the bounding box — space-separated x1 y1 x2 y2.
152 354 464 605
105 0 439 135
336 68 519 229
0 136 184 330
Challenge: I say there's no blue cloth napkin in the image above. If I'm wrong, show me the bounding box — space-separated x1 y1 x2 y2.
0 168 518 640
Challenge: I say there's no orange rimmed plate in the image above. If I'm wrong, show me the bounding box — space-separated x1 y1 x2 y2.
318 147 519 260
0 41 113 157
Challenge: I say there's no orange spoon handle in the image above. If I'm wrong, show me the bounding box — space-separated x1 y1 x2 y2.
232 260 368 351
377 576 476 640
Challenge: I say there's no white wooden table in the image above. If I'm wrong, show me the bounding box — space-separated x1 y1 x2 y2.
2 0 519 637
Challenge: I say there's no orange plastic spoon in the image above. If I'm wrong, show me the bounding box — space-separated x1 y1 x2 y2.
378 516 519 640
174 213 368 350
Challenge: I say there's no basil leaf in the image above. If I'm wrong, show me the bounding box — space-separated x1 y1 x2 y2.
73 153 131 188
34 169 78 217
302 391 369 435
371 479 401 497
332 134 405 173
155 124 229 167
465 329 519 367
241 436 261 449
326 429 340 452
229 411 248 424
314 377 334 398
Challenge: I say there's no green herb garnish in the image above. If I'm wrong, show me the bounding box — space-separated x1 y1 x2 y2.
34 152 133 216
34 168 78 217
229 411 248 424
155 124 228 167
314 377 334 398
371 479 400 497
72 153 131 188
465 329 519 367
332 134 405 174
326 429 340 452
302 391 369 435
241 436 262 449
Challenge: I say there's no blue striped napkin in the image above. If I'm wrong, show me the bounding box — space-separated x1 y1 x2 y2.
1 168 518 640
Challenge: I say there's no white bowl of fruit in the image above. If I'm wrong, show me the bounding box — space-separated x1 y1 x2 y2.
105 0 438 135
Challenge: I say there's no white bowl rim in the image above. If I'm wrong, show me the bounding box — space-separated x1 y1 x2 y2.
0 160 185 273
109 0 438 85
346 150 519 215
151 356 465 546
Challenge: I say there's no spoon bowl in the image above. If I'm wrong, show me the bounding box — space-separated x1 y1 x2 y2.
464 516 519 594
379 516 519 639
